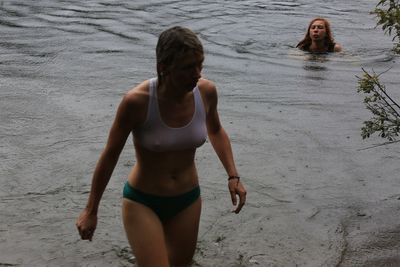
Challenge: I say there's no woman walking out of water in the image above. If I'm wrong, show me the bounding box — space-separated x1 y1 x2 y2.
76 26 247 267
297 17 342 53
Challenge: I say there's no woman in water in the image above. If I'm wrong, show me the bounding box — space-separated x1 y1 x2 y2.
297 17 342 53
76 26 247 267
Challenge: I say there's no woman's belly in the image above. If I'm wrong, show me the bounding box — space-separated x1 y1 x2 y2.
127 145 199 196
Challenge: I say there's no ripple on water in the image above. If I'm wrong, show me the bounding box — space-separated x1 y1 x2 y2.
1 1 400 267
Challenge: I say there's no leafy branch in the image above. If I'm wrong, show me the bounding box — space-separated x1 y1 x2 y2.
357 0 400 142
357 68 400 141
372 0 400 53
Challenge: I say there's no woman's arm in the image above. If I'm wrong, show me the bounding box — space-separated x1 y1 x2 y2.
202 80 246 213
76 91 141 240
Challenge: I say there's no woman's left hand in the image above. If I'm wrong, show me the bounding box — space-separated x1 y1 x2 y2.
228 178 246 213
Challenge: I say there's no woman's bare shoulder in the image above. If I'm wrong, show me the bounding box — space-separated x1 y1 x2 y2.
125 80 150 102
117 80 150 126
334 43 343 52
198 78 217 97
197 78 219 112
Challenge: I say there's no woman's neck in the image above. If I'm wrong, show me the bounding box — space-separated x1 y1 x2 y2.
157 79 190 103
309 40 327 53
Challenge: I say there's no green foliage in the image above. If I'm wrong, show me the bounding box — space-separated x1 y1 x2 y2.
372 0 400 53
357 69 400 141
358 1 400 142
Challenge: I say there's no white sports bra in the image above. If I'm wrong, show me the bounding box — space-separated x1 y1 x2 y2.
133 78 207 152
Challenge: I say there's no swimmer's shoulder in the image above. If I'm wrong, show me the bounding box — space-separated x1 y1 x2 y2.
124 80 151 107
197 78 218 101
197 78 218 110
118 80 151 126
334 43 343 52
198 78 217 94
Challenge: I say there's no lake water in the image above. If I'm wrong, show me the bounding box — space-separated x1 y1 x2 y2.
1 1 400 266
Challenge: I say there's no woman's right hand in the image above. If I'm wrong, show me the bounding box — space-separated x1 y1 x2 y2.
76 208 97 241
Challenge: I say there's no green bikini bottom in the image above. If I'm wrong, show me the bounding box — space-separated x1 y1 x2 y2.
123 181 200 222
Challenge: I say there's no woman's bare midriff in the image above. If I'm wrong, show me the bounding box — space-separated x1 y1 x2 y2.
127 143 200 196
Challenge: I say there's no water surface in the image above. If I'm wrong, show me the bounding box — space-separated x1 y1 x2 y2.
1 1 399 266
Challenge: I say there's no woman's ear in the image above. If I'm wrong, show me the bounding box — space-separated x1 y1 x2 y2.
157 63 168 77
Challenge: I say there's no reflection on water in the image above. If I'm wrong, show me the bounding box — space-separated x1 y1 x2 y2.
303 64 328 71
303 53 330 64
302 54 329 80
303 53 329 71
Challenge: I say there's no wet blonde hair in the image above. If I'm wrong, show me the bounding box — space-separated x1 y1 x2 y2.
296 17 336 51
156 26 204 82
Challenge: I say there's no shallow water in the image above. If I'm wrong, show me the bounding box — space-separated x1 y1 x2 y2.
1 1 400 266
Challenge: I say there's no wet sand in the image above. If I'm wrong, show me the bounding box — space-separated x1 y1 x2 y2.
1 1 400 266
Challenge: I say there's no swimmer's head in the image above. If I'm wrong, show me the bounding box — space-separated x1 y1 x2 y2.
297 17 335 51
156 26 204 82
308 18 333 43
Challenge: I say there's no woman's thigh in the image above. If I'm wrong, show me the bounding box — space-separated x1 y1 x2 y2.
163 197 202 266
122 199 169 267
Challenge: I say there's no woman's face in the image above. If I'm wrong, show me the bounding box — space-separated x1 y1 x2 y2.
309 20 327 41
169 51 204 92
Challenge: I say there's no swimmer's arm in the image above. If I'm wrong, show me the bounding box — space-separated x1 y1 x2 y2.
204 83 238 178
85 94 137 215
203 82 246 213
77 87 146 240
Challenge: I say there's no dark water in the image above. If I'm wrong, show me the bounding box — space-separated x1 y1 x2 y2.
1 1 400 266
